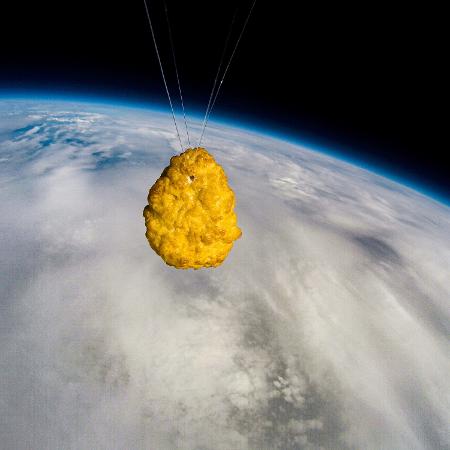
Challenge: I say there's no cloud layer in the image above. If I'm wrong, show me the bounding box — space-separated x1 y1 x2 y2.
1 100 449 449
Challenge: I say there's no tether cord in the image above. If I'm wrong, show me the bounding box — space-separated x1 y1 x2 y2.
198 0 257 146
198 8 238 147
143 0 183 152
163 0 191 148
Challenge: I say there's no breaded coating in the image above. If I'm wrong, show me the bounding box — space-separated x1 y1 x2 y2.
143 147 242 269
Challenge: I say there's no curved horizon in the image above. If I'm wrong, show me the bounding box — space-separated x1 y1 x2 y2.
1 89 448 207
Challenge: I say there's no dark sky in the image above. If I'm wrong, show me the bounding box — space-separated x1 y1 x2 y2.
1 0 447 200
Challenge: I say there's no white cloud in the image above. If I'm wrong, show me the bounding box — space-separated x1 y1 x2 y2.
0 100 449 449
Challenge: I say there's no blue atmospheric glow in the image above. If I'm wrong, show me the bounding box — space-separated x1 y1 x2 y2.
0 89 448 207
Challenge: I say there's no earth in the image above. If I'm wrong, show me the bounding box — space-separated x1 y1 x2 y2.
0 98 449 450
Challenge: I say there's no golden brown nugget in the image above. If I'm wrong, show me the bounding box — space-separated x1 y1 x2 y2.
143 147 242 269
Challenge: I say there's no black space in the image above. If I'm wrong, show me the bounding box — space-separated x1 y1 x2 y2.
1 1 447 200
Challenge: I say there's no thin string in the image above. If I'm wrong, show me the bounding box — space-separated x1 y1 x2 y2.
199 0 257 146
143 0 183 152
198 0 257 146
198 8 238 147
163 0 191 148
